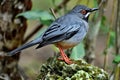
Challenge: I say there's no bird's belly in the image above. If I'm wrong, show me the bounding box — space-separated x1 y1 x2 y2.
55 41 78 49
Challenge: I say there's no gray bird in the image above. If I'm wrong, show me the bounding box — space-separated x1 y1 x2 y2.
8 5 98 64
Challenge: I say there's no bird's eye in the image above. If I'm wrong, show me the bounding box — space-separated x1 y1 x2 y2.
80 10 87 15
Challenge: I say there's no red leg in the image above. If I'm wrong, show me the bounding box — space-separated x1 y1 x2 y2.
58 46 72 64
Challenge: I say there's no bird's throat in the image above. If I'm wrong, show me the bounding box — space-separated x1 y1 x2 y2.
83 16 89 22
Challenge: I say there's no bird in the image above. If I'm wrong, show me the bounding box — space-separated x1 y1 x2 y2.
8 5 98 64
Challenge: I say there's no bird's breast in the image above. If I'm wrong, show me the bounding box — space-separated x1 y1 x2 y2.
55 24 88 49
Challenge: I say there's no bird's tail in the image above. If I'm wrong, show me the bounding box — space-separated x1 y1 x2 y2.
8 37 42 56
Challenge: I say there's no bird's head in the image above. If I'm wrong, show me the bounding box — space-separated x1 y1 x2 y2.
71 5 98 21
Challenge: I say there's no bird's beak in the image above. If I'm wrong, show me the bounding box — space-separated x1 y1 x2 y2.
90 8 98 12
85 8 98 18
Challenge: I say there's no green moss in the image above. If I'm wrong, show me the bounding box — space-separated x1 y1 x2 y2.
36 57 108 80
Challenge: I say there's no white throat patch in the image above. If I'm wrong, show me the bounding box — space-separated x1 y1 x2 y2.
85 12 91 18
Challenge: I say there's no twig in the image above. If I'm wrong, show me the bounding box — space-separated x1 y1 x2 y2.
98 0 105 9
103 48 107 70
24 0 69 43
114 0 120 79
103 0 115 70
109 0 120 78
18 66 29 80
97 0 109 70
54 0 69 13
49 8 57 19
115 0 120 55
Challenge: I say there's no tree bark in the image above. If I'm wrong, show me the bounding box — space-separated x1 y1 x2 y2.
0 0 32 79
84 0 108 63
115 0 120 55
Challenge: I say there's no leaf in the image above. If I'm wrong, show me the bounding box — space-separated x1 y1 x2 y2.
70 43 85 60
17 10 54 20
40 19 53 26
17 10 54 25
113 55 120 64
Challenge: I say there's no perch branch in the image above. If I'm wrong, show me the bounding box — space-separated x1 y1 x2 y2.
98 0 105 8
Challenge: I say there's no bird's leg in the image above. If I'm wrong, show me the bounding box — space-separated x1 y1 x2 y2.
58 46 72 64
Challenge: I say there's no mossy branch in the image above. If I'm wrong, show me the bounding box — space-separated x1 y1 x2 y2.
36 57 108 80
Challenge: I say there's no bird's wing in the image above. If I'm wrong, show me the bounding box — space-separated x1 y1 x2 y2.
36 21 84 48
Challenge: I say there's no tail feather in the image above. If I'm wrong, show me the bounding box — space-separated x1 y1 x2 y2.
8 37 42 56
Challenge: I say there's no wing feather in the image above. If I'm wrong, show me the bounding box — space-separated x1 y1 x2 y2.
36 22 83 48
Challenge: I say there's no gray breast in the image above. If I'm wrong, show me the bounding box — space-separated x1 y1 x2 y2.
62 19 89 45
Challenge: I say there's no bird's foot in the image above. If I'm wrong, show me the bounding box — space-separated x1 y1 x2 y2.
58 57 72 64
58 56 72 62
58 46 73 64
58 57 64 60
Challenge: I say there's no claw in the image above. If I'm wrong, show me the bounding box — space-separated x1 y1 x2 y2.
58 57 64 60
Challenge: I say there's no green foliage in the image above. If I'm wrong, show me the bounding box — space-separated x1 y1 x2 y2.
17 10 54 25
113 55 120 64
100 16 109 34
100 15 115 48
70 43 85 60
108 31 115 48
93 0 98 7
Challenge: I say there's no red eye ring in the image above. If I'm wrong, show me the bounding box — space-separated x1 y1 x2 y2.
81 10 87 15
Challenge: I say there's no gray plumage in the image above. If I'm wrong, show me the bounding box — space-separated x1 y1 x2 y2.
8 5 98 56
